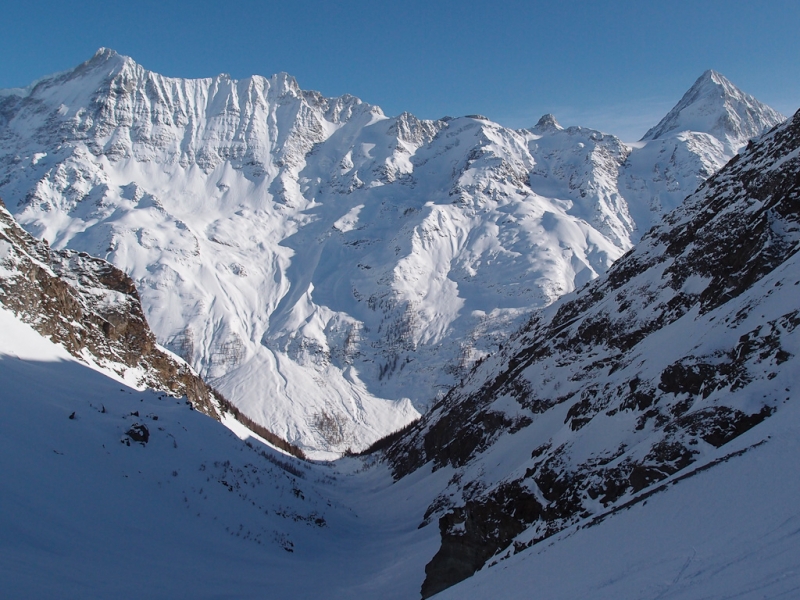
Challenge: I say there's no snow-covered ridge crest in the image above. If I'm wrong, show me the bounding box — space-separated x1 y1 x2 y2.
0 49 787 455
1 47 377 176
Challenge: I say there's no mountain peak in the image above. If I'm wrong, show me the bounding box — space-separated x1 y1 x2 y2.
84 46 133 70
532 113 562 133
641 70 785 150
93 47 119 59
698 68 723 83
271 71 301 95
692 69 746 99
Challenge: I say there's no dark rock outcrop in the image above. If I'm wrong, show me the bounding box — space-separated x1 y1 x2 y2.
124 423 150 444
0 197 222 417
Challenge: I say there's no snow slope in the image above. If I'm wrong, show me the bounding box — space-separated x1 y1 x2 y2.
436 403 800 599
0 50 784 454
0 306 446 599
2 297 799 599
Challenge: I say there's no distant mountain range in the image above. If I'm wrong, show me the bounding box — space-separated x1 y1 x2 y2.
0 50 785 455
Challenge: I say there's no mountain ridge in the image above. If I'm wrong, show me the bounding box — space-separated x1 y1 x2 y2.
0 49 786 455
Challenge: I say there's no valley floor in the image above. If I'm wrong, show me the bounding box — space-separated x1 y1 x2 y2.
2 306 800 599
0 308 444 599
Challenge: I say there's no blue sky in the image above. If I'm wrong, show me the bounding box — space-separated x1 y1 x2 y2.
2 0 798 140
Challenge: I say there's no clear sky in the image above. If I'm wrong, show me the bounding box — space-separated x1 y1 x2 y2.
2 0 798 141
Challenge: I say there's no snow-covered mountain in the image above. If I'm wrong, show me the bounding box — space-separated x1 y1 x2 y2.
386 108 800 596
2 92 798 600
621 69 786 234
641 69 785 151
0 49 784 455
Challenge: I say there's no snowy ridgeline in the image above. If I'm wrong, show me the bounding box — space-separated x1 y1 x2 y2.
0 49 785 455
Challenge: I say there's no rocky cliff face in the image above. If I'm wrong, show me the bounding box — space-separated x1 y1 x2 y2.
0 197 220 416
386 109 800 597
0 50 785 455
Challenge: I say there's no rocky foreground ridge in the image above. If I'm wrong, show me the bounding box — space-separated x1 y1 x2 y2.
0 199 220 413
0 198 304 457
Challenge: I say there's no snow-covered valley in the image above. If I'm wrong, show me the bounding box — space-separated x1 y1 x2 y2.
3 302 800 599
2 49 799 599
0 308 442 599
